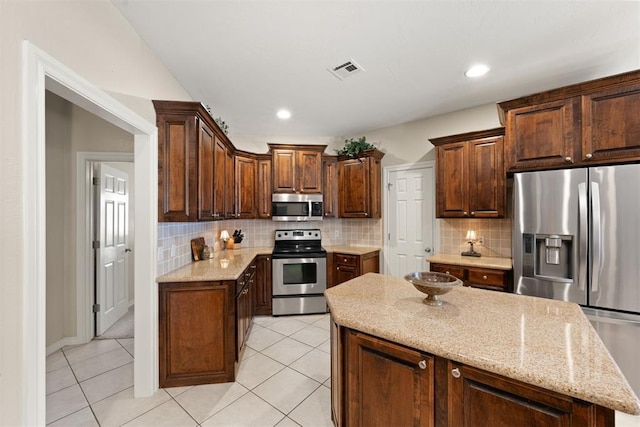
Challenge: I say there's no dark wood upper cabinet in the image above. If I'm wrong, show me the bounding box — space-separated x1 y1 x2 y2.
582 81 640 163
499 69 640 172
156 111 197 222
431 128 505 219
270 144 325 194
154 101 234 222
225 148 235 218
322 155 338 218
338 149 384 218
213 137 227 219
256 155 272 219
197 119 215 221
235 154 257 219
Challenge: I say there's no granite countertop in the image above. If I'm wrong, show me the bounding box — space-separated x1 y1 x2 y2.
325 273 640 415
156 247 272 282
427 253 512 270
324 245 380 255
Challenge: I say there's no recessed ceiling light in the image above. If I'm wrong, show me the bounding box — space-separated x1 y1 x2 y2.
277 109 291 119
465 64 490 78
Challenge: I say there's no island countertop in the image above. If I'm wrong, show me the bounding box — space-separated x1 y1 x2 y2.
325 273 640 415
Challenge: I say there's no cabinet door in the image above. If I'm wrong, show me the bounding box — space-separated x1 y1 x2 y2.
257 158 272 218
225 149 235 218
346 330 434 427
582 83 640 163
235 155 257 219
157 113 197 222
253 255 272 315
213 137 227 219
335 253 359 286
272 149 297 193
331 320 344 427
368 156 382 219
430 263 465 282
467 267 507 291
236 280 247 359
448 362 586 427
468 136 505 218
436 142 469 218
159 281 235 387
504 98 580 171
339 158 370 218
296 150 323 193
197 120 215 220
323 156 338 218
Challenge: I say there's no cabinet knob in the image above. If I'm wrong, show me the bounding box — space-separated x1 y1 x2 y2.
452 368 461 378
337 266 340 270
565 156 572 162
418 360 427 370
463 211 468 216
483 275 488 280
445 271 450 275
585 153 593 159
364 212 368 217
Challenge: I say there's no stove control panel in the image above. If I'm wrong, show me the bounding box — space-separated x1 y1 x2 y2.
275 229 322 241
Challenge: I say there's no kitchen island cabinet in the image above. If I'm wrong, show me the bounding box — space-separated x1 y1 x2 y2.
326 273 640 426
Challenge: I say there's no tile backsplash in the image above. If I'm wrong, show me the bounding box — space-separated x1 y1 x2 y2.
157 218 383 275
438 218 512 258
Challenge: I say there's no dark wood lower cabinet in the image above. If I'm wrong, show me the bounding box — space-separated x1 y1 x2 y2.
159 281 235 387
346 330 434 427
332 251 380 287
253 255 272 315
332 323 614 427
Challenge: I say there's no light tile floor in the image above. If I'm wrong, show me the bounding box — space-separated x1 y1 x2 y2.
46 314 333 426
47 313 640 426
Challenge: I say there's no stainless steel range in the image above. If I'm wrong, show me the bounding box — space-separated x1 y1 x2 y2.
272 229 327 315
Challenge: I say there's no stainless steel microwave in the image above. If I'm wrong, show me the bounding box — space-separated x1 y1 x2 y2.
272 193 323 221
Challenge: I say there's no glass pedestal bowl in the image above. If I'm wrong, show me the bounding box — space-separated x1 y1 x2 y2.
404 272 463 306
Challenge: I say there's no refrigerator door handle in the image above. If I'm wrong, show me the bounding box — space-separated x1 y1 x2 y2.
578 182 588 291
591 182 601 293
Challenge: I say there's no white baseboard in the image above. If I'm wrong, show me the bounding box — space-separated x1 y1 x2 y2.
128 300 135 308
46 336 84 356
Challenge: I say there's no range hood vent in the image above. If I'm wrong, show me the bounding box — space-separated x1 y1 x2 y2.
328 59 365 80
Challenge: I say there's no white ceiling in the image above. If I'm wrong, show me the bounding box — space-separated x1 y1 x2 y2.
113 1 640 138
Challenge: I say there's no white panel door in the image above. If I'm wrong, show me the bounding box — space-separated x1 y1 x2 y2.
95 163 129 335
387 166 435 277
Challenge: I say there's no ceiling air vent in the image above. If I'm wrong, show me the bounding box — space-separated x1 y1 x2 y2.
328 59 365 80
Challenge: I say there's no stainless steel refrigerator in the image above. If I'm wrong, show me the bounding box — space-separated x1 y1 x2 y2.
513 164 640 395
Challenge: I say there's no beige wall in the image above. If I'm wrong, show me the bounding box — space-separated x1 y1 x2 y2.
0 1 191 423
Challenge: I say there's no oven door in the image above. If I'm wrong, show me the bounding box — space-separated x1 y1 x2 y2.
272 257 327 296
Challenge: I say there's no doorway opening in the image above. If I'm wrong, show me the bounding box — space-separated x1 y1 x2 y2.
23 41 158 425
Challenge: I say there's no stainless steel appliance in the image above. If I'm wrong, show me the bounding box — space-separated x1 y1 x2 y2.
272 193 323 221
272 228 327 315
513 165 640 394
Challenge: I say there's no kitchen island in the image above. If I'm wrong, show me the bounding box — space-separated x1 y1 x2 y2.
325 273 640 426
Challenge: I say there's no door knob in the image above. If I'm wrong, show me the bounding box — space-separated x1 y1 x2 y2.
125 248 132 253
424 248 432 253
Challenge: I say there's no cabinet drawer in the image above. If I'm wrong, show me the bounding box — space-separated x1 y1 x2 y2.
430 263 465 281
336 254 358 267
467 268 505 287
